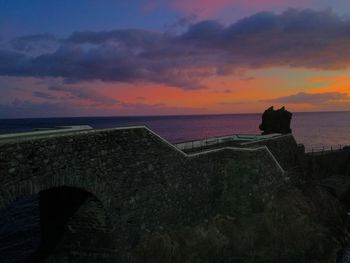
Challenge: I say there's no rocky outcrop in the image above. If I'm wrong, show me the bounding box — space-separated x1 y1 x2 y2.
260 106 293 135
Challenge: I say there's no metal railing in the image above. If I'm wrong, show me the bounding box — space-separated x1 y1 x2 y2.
0 125 93 141
174 133 281 152
306 144 346 155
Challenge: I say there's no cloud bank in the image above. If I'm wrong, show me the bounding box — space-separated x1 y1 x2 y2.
1 9 350 90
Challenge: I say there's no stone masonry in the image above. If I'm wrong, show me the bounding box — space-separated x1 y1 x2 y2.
0 126 347 262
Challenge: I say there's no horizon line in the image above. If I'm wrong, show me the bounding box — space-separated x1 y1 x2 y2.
1 110 350 120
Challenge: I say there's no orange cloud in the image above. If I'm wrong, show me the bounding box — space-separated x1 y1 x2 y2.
254 75 350 112
308 76 350 95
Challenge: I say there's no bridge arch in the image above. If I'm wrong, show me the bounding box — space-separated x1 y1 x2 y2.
0 172 114 213
0 186 117 263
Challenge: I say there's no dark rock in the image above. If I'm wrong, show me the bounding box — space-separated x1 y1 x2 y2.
343 146 350 151
259 106 293 135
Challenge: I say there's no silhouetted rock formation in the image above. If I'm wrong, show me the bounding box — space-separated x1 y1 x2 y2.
259 106 292 135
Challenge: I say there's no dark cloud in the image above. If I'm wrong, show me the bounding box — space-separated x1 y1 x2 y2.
66 29 162 47
48 84 119 106
164 14 198 32
0 43 207 89
32 91 56 100
2 9 350 89
10 33 58 55
262 92 350 104
0 50 27 75
182 20 224 41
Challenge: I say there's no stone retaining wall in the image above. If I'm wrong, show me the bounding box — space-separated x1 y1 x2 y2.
0 127 286 261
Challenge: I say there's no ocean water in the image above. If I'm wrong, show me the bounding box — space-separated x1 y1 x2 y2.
0 111 349 151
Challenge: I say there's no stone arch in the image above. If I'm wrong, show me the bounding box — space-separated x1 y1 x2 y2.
0 174 114 214
0 186 117 263
32 186 117 262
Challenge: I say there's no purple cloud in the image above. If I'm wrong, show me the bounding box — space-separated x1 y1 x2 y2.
1 9 350 89
32 91 56 100
48 84 119 106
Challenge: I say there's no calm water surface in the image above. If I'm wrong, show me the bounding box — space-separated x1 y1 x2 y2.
1 112 349 151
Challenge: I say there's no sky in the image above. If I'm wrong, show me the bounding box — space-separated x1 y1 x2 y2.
1 0 350 118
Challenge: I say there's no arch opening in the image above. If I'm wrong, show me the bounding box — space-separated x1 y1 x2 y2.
0 186 116 263
30 186 94 262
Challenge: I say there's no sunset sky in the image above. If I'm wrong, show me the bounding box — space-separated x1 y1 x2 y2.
1 0 350 118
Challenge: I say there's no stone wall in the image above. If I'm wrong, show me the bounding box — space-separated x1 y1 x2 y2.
180 134 303 173
0 127 287 261
240 134 303 171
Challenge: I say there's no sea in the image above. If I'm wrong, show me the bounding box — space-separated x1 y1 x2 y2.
0 111 349 152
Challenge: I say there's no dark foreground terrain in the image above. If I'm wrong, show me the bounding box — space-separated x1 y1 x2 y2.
0 126 350 262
